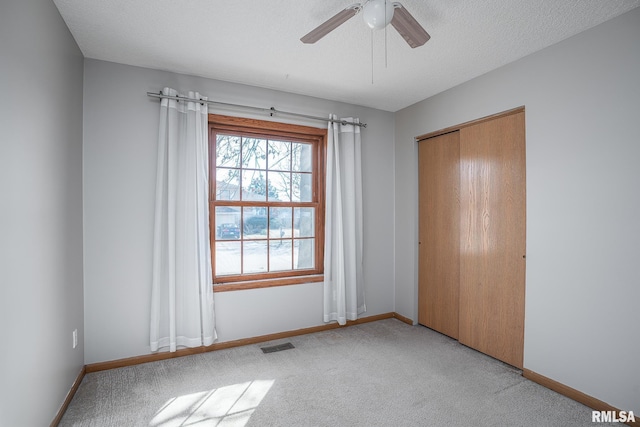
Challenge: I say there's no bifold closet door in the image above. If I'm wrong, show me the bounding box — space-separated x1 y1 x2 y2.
458 111 526 368
418 131 460 339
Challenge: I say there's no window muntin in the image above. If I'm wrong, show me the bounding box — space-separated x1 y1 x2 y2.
209 115 325 288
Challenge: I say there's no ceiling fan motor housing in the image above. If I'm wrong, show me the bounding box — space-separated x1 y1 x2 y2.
363 0 395 29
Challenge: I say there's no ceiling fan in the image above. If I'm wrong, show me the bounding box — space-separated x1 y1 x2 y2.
301 0 430 48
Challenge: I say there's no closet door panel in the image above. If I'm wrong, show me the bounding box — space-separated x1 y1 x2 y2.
459 111 526 368
418 131 460 339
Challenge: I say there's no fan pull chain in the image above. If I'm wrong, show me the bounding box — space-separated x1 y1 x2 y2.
385 23 388 68
371 30 374 84
385 0 388 68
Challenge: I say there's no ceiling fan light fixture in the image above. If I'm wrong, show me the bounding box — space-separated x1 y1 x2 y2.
362 0 394 30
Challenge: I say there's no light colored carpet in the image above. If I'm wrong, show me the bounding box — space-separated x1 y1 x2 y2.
60 319 611 426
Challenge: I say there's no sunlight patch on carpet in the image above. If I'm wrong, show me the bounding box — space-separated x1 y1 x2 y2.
149 380 274 427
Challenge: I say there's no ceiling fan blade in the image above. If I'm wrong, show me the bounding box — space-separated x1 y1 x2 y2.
390 3 430 48
300 5 361 44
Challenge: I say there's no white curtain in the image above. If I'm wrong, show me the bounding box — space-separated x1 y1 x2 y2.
150 87 217 352
323 115 366 325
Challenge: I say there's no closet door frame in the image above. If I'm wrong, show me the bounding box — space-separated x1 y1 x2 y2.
416 107 525 141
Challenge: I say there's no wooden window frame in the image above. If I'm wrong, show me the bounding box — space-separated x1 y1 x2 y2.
209 114 326 291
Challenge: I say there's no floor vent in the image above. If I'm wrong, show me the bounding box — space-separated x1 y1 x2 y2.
261 342 295 354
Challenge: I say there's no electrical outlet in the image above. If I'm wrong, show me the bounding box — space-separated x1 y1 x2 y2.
73 329 78 349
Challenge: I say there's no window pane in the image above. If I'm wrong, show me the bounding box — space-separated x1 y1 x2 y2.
294 239 315 270
216 135 241 168
292 172 313 202
294 207 314 238
268 140 291 171
243 241 268 274
216 241 241 276
243 207 268 239
216 168 240 201
270 207 292 238
292 142 313 172
215 206 241 240
267 171 291 202
241 137 267 170
241 169 267 201
269 240 292 271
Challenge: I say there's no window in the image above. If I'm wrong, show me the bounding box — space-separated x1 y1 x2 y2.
209 115 326 291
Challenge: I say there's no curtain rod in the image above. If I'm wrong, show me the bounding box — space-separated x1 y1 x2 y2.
146 91 367 128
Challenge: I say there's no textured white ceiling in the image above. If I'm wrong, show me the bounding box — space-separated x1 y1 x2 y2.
53 0 640 112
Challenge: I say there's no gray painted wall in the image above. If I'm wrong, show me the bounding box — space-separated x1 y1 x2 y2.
395 8 640 414
0 1 85 425
82 59 396 364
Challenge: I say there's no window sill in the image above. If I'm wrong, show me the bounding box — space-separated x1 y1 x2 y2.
213 274 324 292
